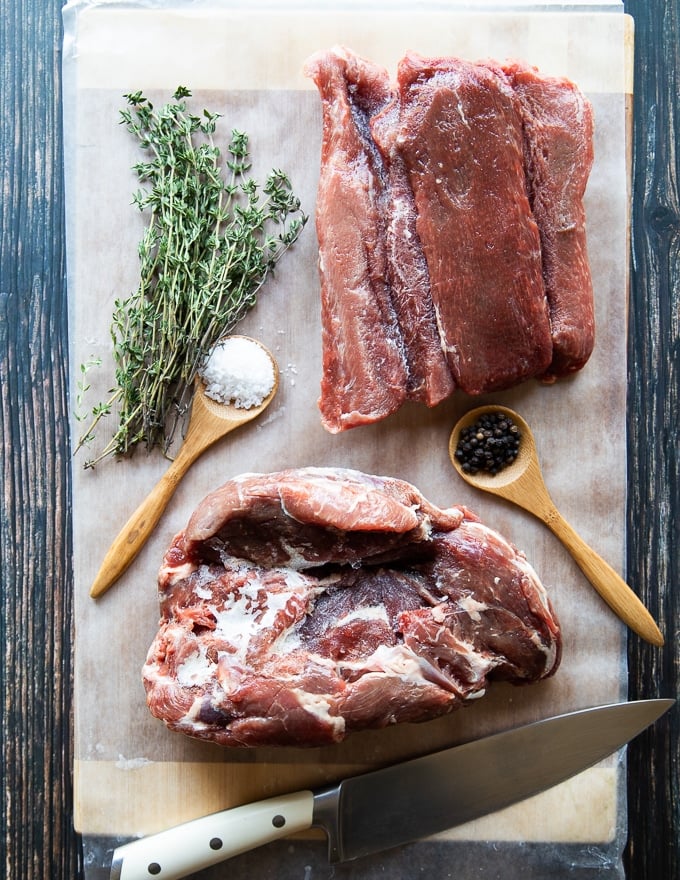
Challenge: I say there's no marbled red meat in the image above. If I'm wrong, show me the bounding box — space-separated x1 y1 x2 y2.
304 49 408 433
143 468 561 748
370 95 456 405
394 52 553 393
305 47 595 430
500 59 595 379
305 48 454 429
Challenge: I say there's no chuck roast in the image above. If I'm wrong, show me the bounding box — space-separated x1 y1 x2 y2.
143 468 561 747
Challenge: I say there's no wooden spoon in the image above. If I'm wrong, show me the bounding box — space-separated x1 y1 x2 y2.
448 404 664 647
90 337 279 598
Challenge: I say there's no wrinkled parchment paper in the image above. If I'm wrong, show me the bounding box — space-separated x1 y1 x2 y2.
63 2 632 876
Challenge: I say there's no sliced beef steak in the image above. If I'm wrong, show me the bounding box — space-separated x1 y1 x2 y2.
501 60 595 379
143 468 561 748
305 47 596 430
306 48 454 422
370 95 456 406
304 49 408 433
394 53 553 393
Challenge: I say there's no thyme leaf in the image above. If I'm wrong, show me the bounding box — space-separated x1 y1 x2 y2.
75 87 307 467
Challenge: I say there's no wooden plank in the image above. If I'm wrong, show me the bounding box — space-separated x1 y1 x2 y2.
0 1 80 878
623 2 680 879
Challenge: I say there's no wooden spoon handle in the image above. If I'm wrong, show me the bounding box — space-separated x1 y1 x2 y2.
89 456 191 598
544 508 664 646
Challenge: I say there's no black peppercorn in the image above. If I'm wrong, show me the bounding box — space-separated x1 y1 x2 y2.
455 411 522 475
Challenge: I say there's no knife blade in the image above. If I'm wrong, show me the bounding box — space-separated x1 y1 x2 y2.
110 698 673 879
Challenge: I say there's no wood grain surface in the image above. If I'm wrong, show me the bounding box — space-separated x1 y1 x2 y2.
0 3 677 880
1 1 80 877
624 2 680 879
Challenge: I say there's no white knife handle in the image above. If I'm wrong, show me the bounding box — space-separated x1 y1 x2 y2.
111 790 315 880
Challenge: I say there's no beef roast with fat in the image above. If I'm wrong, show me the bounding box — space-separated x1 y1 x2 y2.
143 468 561 747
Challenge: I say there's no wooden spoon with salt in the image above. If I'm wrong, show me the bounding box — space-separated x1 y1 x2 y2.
90 337 279 598
448 404 664 646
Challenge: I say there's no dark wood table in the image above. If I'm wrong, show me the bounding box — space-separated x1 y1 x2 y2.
1 2 677 878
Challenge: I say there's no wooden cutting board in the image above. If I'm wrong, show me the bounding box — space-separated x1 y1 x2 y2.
64 2 634 860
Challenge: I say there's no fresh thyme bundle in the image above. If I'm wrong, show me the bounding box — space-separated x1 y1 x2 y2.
75 87 306 466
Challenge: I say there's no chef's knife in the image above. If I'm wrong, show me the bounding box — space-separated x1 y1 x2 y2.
110 698 673 880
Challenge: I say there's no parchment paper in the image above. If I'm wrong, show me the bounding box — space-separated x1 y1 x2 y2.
63 2 633 876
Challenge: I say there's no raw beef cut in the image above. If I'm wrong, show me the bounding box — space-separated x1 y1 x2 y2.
370 94 456 406
501 60 595 379
394 52 553 393
305 47 596 431
304 49 408 433
143 468 561 748
306 48 454 428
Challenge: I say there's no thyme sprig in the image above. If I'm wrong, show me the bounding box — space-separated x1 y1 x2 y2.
75 86 306 467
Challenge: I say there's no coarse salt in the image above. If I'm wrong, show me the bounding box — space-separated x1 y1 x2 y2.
200 336 275 409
